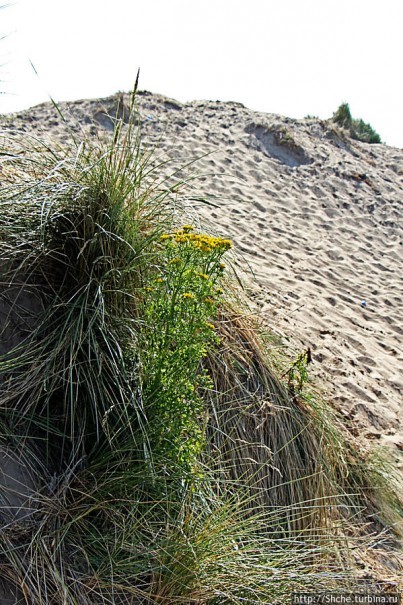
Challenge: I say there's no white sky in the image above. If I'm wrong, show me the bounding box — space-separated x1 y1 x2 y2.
1 0 402 147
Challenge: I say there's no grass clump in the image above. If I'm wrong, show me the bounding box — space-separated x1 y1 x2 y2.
0 89 399 603
332 102 382 143
0 102 170 465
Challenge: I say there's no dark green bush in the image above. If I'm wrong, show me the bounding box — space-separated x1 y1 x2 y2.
333 102 381 143
333 102 353 129
352 117 382 143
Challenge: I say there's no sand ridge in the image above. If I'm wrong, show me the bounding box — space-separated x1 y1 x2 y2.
1 91 402 458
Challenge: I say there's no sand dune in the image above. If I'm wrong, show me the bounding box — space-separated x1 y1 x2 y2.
1 91 402 458
0 91 402 599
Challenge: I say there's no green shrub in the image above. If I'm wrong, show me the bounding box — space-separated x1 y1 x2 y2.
352 117 382 144
333 102 353 129
333 102 381 143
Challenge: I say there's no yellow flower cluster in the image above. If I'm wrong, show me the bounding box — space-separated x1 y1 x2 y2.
161 226 232 253
182 292 195 300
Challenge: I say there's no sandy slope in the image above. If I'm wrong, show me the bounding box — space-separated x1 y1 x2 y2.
141 92 403 456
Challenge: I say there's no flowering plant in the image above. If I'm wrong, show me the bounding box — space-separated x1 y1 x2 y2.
140 225 231 475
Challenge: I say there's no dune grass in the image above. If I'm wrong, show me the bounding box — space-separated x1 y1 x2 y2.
0 89 399 603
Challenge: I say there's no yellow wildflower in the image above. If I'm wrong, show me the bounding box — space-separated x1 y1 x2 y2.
171 230 232 253
219 239 233 250
182 292 195 300
204 297 214 305
197 272 210 280
205 322 215 330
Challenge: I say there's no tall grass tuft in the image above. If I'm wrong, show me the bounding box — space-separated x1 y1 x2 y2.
204 304 338 533
0 88 177 465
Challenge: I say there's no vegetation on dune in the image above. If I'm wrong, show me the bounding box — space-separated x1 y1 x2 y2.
332 102 382 144
141 225 231 474
0 89 400 603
